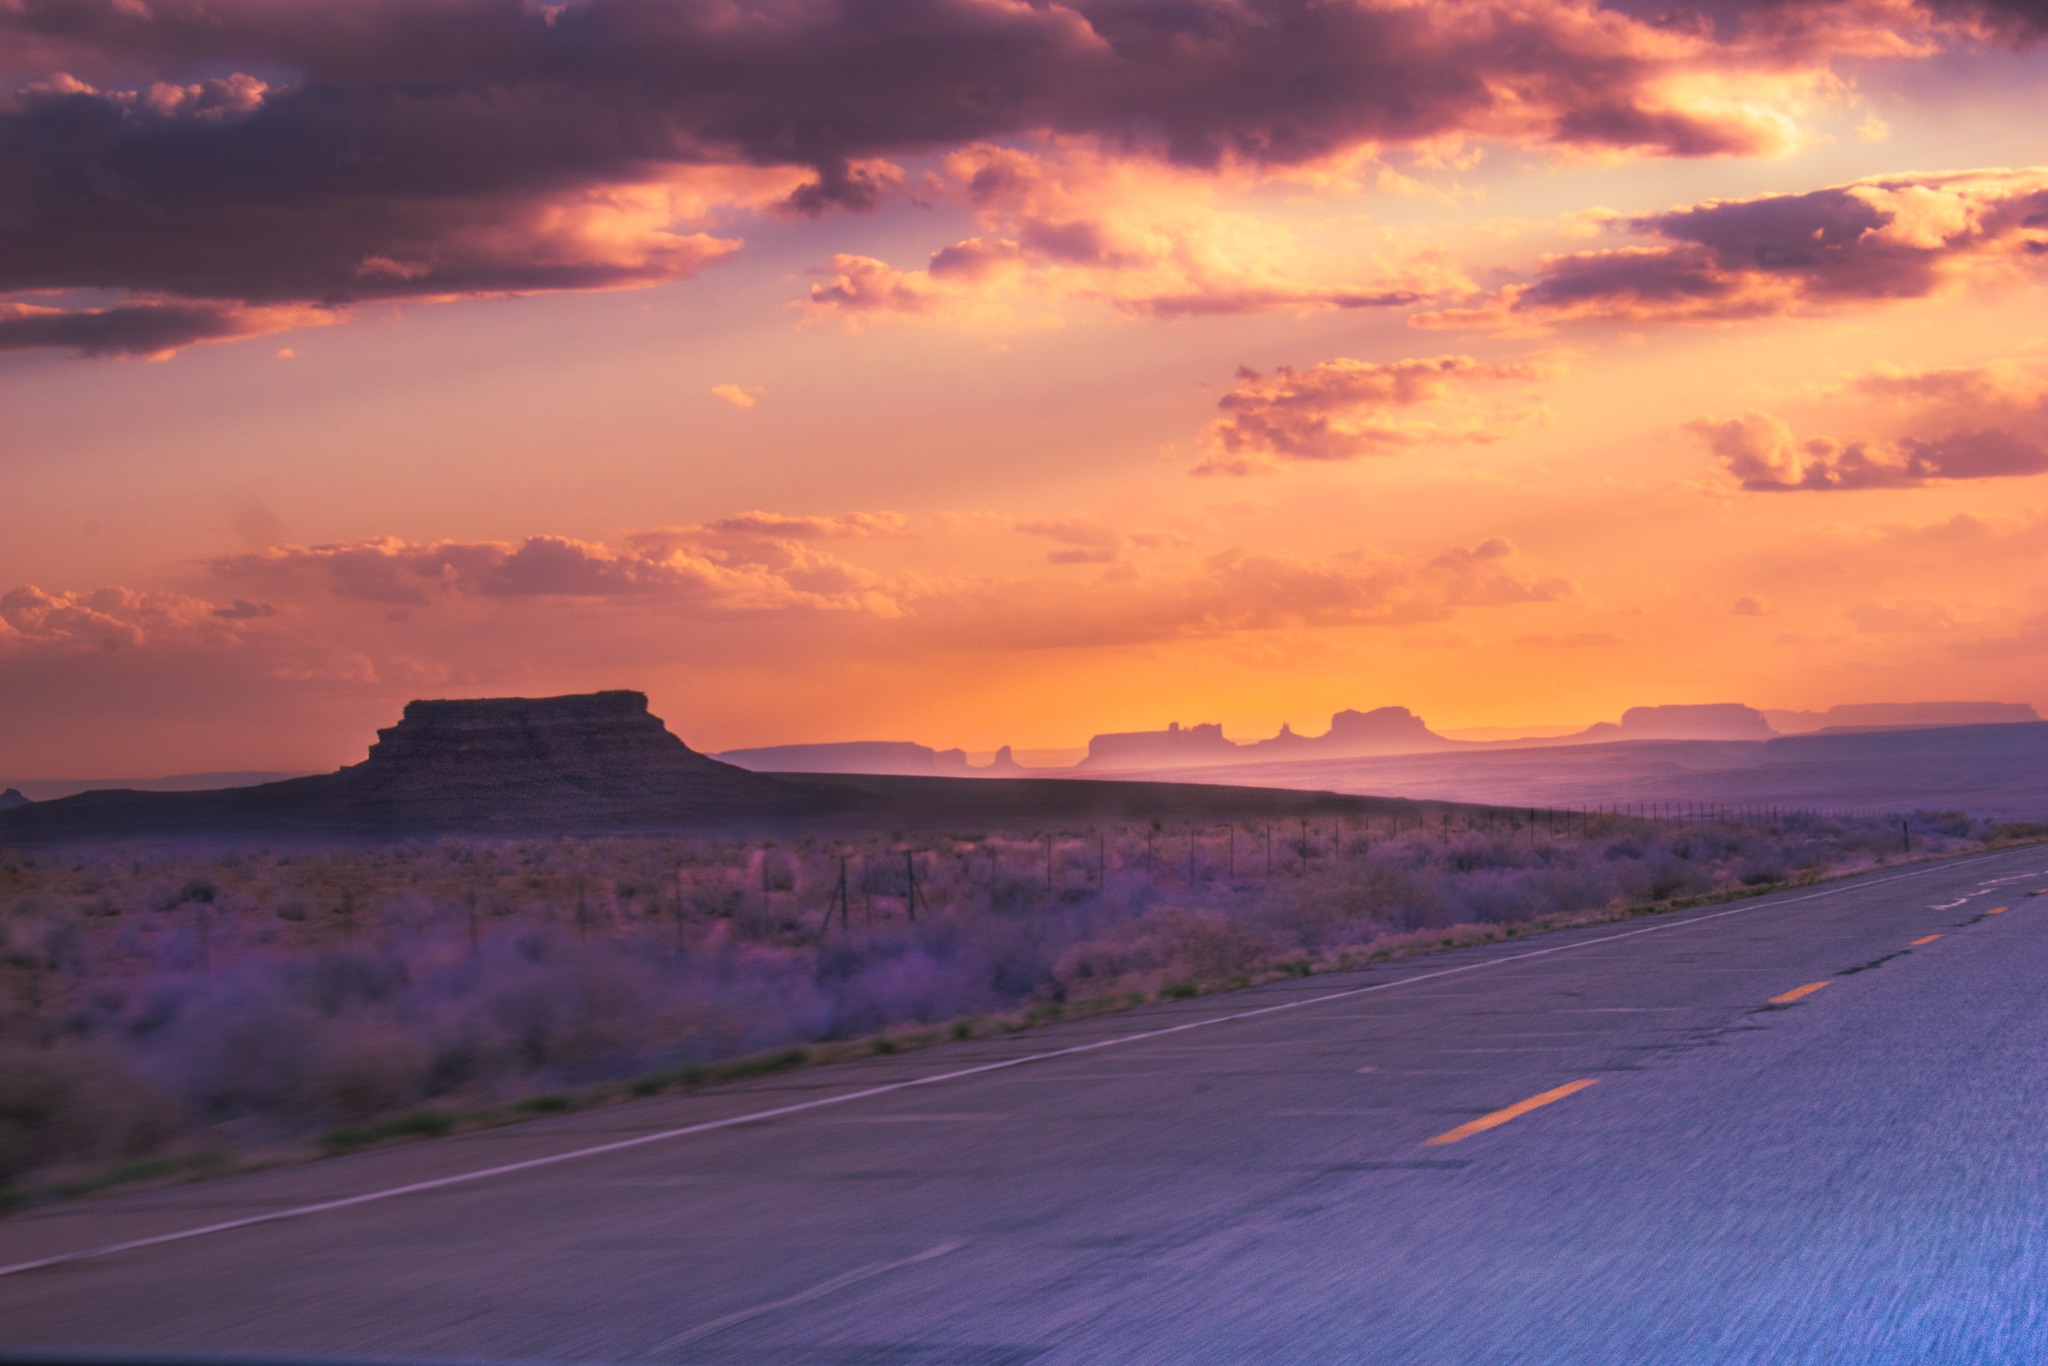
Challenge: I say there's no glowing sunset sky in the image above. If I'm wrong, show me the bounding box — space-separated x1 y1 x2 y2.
4 0 2048 775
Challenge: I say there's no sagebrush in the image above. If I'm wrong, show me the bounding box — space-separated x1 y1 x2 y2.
0 806 2018 1190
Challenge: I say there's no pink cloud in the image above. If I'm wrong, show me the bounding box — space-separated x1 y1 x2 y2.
911 536 1575 648
1418 168 2048 330
1015 518 1130 565
0 585 251 654
206 531 904 616
804 144 1453 326
1689 359 2048 490
1197 354 1551 474
671 511 911 542
189 520 1575 657
1 0 1964 352
0 519 1589 774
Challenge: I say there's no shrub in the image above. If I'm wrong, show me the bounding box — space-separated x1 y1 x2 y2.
712 1048 807 1083
0 809 2002 1184
322 1109 455 1152
0 1046 179 1183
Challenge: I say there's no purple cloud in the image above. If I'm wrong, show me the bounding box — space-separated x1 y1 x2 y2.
1 0 1952 353
1421 169 2048 328
1688 359 2048 491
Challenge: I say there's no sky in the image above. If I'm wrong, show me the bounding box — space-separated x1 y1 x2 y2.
4 0 2048 776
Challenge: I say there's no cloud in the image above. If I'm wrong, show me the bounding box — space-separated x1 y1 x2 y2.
803 145 1450 326
1732 595 1770 615
3 522 1580 750
0 585 245 653
0 298 328 359
1657 0 2048 41
1868 510 2048 558
1016 518 1126 565
805 256 955 321
1418 168 2048 330
1848 599 1957 632
1196 354 1549 474
684 511 911 541
1688 359 2048 490
709 384 762 409
206 529 904 616
2 0 1951 352
912 536 1576 649
1011 516 1191 564
1946 0 2048 35
207 524 1573 652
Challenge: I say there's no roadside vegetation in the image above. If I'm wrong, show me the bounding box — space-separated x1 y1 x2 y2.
1 807 2036 1205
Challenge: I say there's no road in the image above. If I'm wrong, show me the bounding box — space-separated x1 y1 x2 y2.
4 845 2048 1363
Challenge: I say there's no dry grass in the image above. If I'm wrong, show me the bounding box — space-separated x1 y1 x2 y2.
0 806 2023 1203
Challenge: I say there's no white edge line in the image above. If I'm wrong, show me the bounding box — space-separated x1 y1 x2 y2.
0 847 2026 1280
654 1240 967 1349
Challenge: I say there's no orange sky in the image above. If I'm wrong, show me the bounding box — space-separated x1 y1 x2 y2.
4 0 2048 775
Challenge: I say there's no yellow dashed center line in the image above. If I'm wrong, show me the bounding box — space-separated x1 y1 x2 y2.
1423 1079 1598 1147
1418 878 2040 1155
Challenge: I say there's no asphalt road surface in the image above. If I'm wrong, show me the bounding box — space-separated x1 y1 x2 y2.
5 845 2048 1364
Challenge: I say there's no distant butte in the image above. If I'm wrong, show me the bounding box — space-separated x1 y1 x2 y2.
713 698 2047 779
0 691 835 840
0 692 1389 843
343 691 824 826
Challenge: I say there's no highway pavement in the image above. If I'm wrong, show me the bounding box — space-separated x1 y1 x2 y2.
4 844 2048 1363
